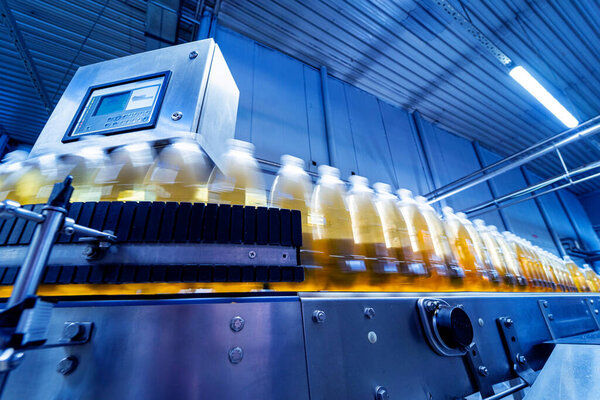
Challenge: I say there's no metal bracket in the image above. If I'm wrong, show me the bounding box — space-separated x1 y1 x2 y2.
34 322 94 350
584 298 600 330
497 317 537 386
464 343 494 398
537 300 556 340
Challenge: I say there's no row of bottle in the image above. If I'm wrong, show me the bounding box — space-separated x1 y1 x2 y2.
1 139 598 293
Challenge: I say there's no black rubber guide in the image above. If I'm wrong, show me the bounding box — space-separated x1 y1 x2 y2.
130 202 151 242
73 202 96 242
291 210 302 247
58 266 75 284
294 267 304 282
182 265 199 282
227 266 241 282
42 266 60 284
281 267 294 283
256 207 268 245
189 203 205 242
88 265 105 284
73 266 91 284
268 208 280 245
268 266 282 282
115 202 136 242
198 265 212 282
19 204 45 244
243 206 256 243
7 205 33 245
230 205 244 243
2 267 17 284
120 265 136 283
134 266 152 283
90 201 110 231
159 202 177 242
58 202 82 243
213 265 227 282
0 216 16 246
103 265 120 283
144 202 164 242
150 265 167 282
166 265 183 282
241 266 254 282
173 203 192 242
216 205 231 243
255 266 269 282
103 202 123 234
202 203 217 242
280 209 292 246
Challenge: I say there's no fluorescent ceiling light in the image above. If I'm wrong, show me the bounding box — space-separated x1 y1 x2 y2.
509 66 579 128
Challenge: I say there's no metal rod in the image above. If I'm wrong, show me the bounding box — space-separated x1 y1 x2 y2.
468 170 600 218
7 207 66 308
484 382 528 400
555 148 572 183
425 115 600 203
320 66 337 168
464 159 600 215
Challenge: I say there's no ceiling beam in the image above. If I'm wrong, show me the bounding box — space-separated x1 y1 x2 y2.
0 0 52 114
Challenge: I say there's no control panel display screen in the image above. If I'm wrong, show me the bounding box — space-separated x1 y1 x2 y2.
64 72 170 142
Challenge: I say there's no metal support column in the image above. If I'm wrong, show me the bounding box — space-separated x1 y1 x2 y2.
320 66 337 168
410 111 437 198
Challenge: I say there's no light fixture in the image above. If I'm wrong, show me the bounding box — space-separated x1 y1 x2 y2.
509 66 579 128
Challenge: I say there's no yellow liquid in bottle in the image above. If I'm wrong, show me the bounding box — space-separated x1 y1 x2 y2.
347 176 394 291
312 166 361 291
564 257 589 292
98 143 155 201
492 229 527 291
269 155 317 291
374 183 427 291
144 140 211 203
474 220 513 291
504 234 538 292
208 140 266 207
63 147 109 202
583 265 600 292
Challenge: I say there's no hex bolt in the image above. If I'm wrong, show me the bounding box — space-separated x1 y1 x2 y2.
595 309 599 315
230 316 245 332
63 226 74 235
228 347 243 364
189 50 198 59
82 246 94 257
543 300 549 308
368 331 377 344
248 250 257 259
548 314 554 321
312 310 326 323
478 318 484 327
375 386 389 400
171 111 183 121
503 318 514 328
516 354 527 365
364 307 375 319
478 365 489 377
56 356 78 375
62 322 83 341
590 299 594 305
425 300 440 312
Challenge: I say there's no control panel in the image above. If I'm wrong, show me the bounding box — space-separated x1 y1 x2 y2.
63 72 170 142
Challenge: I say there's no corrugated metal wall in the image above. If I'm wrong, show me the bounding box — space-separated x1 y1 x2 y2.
216 24 598 264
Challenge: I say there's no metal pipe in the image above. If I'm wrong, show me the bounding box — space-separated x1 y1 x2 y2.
485 382 528 400
467 170 600 218
464 159 600 215
7 206 66 308
426 115 600 203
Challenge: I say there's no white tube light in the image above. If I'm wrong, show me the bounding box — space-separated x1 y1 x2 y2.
509 66 579 128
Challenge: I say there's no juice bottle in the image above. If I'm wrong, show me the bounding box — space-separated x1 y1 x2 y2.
144 140 212 203
397 190 437 291
97 142 155 201
473 219 513 291
311 166 363 290
0 151 30 202
62 147 110 202
208 139 266 206
442 208 489 291
582 264 600 292
458 214 498 290
491 227 527 290
347 176 396 291
13 154 67 205
374 183 427 291
504 233 538 291
531 245 553 291
564 256 589 292
545 252 564 292
269 155 317 291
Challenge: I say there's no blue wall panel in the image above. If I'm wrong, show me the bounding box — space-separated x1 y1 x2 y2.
302 66 329 173
559 190 600 252
578 191 600 232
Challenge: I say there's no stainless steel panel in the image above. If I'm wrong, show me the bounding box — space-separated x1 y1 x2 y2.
524 344 600 400
3 297 309 400
30 39 239 172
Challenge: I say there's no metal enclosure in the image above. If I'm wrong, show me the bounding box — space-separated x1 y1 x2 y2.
30 39 239 171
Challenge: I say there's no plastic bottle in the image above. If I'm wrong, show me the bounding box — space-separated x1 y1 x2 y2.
0 151 30 202
442 208 489 291
473 219 513 291
62 147 110 202
144 140 212 203
347 176 396 290
97 142 155 201
13 154 67 204
374 183 427 290
564 256 589 292
490 227 527 290
269 155 317 290
504 233 538 291
531 245 553 291
458 214 498 288
208 139 266 207
311 166 363 290
582 264 600 292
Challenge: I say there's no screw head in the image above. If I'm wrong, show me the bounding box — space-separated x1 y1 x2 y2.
228 347 243 364
548 314 554 321
590 299 594 304
82 246 94 257
171 111 183 121
478 318 484 327
312 310 326 323
63 226 74 235
543 300 549 308
595 309 599 315
248 250 257 259
62 323 83 341
230 316 245 332
425 300 440 312
56 356 78 375
189 50 198 59
375 386 389 400
503 318 514 328
478 365 489 376
364 307 375 319
368 331 377 344
516 354 527 365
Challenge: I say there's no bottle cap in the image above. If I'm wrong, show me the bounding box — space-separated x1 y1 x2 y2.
456 212 468 219
489 225 498 232
318 165 340 178
373 182 392 194
349 174 369 187
473 219 485 228
228 139 255 154
281 154 305 169
442 206 454 216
